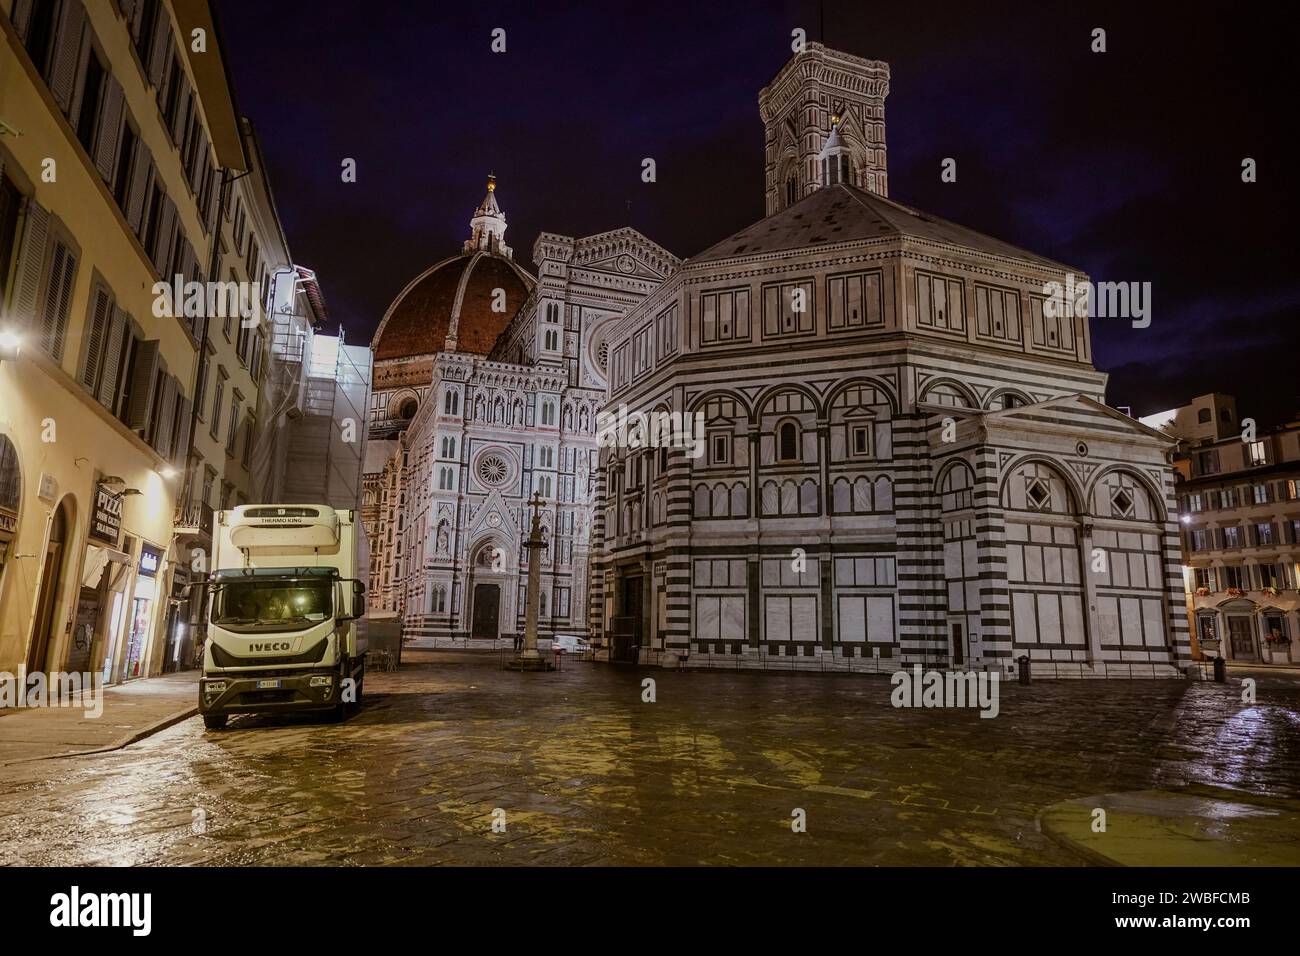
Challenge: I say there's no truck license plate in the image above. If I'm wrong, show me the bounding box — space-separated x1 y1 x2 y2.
256 679 282 689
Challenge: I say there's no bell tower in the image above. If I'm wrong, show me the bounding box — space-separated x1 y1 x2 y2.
758 43 890 215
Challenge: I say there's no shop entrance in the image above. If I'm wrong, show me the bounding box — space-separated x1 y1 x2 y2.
27 499 72 673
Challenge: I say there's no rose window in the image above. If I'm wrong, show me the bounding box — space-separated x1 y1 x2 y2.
477 454 509 486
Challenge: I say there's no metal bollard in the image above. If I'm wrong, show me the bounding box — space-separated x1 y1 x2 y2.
1018 654 1031 685
1212 656 1226 683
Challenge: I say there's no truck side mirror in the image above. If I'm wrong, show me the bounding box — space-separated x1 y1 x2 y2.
352 580 365 618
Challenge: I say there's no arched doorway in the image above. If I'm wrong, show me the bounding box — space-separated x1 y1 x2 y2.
468 540 508 640
27 497 75 673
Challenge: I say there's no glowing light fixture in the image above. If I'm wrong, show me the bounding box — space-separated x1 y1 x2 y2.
0 328 20 362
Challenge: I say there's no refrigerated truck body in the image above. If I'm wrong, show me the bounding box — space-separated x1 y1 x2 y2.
199 504 368 729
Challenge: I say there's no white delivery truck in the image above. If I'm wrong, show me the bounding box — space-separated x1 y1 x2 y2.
199 504 368 730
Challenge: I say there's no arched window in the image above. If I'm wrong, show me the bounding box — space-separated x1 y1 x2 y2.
785 176 796 207
444 389 459 415
778 421 799 462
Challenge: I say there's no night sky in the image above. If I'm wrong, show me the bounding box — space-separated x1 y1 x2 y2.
215 0 1298 424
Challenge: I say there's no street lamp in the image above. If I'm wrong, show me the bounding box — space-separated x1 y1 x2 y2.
0 328 20 363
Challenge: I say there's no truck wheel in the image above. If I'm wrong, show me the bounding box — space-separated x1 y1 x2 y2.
203 714 228 731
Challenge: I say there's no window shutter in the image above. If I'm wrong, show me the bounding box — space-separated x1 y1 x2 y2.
190 128 208 195
148 14 171 88
126 148 151 235
172 394 193 468
40 241 76 360
67 28 94 126
12 200 50 330
155 375 177 457
11 0 35 41
151 196 176 275
121 0 144 41
97 307 129 410
206 163 221 234
81 285 112 389
171 82 190 147
94 77 125 185
125 339 160 429
49 0 87 115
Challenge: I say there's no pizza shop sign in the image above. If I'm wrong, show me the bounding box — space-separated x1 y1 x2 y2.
90 482 123 546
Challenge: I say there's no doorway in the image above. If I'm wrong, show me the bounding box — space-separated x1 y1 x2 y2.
611 575 643 663
471 583 500 639
27 499 72 673
951 622 965 666
1227 616 1256 661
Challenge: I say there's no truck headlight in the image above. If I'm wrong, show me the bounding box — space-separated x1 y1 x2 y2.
308 675 333 688
204 681 226 695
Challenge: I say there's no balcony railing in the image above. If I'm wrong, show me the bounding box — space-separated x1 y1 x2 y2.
173 502 214 537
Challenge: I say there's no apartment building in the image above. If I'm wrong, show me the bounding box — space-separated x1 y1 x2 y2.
0 0 244 682
167 117 290 668
1166 393 1300 664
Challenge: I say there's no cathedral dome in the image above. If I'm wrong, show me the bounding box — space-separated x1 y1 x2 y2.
371 176 534 361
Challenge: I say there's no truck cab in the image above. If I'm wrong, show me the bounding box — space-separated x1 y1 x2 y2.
199 505 368 730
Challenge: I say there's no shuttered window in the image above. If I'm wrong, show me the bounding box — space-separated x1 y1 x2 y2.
47 0 86 116
96 307 131 414
123 337 160 430
16 0 61 77
94 78 126 188
11 197 50 331
73 47 106 154
125 143 152 236
39 238 77 361
226 396 239 452
0 170 22 306
79 283 112 390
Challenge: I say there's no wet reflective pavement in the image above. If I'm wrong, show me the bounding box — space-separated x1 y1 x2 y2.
1 652 1297 866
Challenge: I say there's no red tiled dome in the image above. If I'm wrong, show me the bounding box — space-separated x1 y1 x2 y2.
371 252 533 361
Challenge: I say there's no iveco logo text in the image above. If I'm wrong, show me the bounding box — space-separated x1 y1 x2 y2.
50 886 151 936
249 642 291 652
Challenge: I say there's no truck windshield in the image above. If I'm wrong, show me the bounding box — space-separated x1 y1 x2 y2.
212 578 333 632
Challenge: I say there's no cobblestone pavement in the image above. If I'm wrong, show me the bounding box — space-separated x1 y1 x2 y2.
0 651 1297 866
